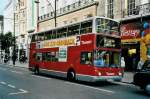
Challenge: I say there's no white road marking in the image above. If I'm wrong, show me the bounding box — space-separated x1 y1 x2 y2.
10 70 23 74
7 84 16 89
8 89 28 95
19 89 28 92
65 82 115 94
0 81 28 95
31 75 51 80
0 81 7 85
110 81 134 86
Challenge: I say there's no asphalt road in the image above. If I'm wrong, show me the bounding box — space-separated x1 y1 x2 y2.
0 64 149 99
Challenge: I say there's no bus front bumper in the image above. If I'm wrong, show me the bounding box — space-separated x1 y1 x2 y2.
92 76 122 82
76 74 122 82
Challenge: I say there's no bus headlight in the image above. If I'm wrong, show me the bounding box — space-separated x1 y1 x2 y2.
118 72 122 76
98 72 102 76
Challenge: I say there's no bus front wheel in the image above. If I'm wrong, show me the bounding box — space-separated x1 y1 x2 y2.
67 70 76 81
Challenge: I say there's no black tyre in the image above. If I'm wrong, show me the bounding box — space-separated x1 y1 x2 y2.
145 84 150 95
67 70 76 81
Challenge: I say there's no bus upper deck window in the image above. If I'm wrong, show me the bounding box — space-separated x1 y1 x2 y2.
68 24 80 36
45 31 52 40
31 35 36 42
80 20 92 34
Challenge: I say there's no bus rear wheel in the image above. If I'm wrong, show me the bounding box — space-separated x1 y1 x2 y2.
67 70 76 81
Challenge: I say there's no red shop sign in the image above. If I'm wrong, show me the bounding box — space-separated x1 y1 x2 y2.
121 23 141 39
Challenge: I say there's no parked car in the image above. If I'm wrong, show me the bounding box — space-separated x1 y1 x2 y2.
133 60 150 94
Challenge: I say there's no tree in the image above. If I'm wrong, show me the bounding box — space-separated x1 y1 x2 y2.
0 32 14 53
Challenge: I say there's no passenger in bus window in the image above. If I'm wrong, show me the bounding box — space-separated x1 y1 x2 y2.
94 55 105 67
85 58 92 65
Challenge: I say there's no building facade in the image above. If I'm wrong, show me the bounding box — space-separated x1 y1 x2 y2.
120 0 150 71
36 0 124 31
14 0 28 63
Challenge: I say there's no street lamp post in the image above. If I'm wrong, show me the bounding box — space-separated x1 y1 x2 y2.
12 12 16 66
54 0 57 27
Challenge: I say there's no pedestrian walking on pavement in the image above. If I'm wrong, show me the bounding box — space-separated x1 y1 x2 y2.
137 58 144 71
12 55 17 65
121 57 125 77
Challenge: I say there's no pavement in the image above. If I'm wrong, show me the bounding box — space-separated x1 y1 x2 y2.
0 60 134 84
0 60 28 68
122 72 135 83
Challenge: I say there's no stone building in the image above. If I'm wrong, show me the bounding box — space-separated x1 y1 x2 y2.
14 0 28 63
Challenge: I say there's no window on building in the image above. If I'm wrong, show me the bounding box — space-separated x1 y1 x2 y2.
107 0 114 18
15 14 18 20
47 4 51 13
41 6 45 15
22 22 25 33
22 10 25 17
128 0 136 15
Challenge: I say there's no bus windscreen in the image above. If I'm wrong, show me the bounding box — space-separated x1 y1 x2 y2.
96 35 121 48
94 50 120 68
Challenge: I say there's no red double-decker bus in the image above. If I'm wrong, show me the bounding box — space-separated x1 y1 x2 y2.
29 16 123 82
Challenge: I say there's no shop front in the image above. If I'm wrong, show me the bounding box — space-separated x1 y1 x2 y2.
121 21 141 71
121 17 150 71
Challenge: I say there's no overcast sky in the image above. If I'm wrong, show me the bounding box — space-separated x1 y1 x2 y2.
0 0 7 15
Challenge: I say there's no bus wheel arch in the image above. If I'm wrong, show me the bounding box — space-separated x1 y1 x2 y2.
67 68 76 81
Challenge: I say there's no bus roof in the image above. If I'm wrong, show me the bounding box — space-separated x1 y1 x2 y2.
29 16 119 36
